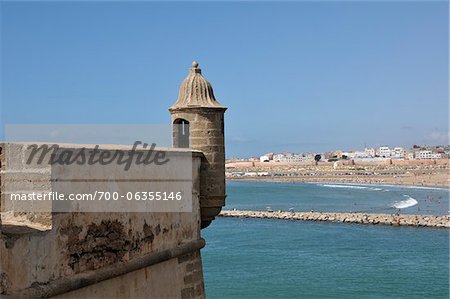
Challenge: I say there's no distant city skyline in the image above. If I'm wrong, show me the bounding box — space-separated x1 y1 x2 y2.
243 143 449 159
1 1 448 157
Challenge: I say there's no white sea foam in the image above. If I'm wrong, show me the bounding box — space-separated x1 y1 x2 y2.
392 196 418 209
396 185 448 191
320 184 367 189
319 184 383 191
366 184 448 191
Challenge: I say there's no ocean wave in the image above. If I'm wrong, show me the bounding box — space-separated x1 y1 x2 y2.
363 184 448 191
319 184 383 191
396 185 448 191
392 196 418 209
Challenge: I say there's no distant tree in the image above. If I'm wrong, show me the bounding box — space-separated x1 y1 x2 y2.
314 154 321 162
342 154 348 160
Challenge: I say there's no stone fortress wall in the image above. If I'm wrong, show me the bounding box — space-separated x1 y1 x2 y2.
0 143 206 298
0 62 226 298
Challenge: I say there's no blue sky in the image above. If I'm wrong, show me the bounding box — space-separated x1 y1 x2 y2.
1 1 448 157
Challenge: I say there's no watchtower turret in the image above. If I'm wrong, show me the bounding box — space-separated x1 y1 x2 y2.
169 61 227 228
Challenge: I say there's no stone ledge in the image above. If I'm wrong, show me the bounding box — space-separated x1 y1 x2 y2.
0 211 52 234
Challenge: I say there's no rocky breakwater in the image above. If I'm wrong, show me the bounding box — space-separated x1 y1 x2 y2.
219 210 450 228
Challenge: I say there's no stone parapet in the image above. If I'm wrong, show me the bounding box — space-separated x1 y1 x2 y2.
0 142 206 298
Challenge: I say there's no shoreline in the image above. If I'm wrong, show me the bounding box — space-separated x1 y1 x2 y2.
219 210 450 228
227 177 450 189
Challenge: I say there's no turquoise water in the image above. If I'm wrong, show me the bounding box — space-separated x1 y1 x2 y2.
224 181 449 215
202 182 449 298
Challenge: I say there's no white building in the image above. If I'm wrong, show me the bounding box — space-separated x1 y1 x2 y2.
259 155 270 162
350 151 371 159
272 153 309 162
432 153 442 159
391 147 405 159
406 151 415 160
272 154 284 162
378 146 391 158
364 148 376 157
302 154 315 162
282 154 304 163
416 150 440 159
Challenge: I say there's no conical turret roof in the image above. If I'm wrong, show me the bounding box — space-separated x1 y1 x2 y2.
169 61 226 111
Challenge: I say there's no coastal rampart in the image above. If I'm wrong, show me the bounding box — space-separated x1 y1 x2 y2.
219 210 450 228
0 143 207 298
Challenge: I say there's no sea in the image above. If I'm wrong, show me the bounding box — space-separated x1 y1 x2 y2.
202 181 450 298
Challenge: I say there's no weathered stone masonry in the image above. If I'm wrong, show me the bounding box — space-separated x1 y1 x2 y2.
170 61 227 229
220 210 450 228
0 62 226 298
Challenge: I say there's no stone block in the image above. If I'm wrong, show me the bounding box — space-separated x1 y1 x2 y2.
4 143 24 171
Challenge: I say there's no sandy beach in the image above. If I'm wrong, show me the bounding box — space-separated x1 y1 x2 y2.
226 160 450 188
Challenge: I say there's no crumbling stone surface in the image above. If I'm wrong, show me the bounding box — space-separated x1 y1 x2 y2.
62 220 140 272
0 272 10 294
143 221 155 243
59 218 172 274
